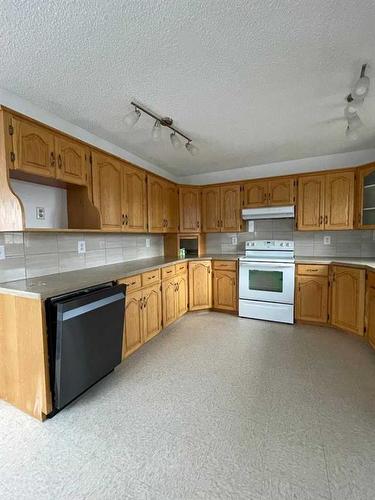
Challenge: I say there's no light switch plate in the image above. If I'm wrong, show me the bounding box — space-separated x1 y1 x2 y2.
36 207 45 220
77 240 86 254
247 221 255 233
323 236 331 245
0 245 5 260
145 238 151 248
231 236 238 245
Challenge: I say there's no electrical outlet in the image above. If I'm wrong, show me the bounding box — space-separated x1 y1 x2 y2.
231 236 237 245
145 238 151 248
36 207 45 220
247 221 255 233
323 236 331 245
77 240 86 254
0 245 5 260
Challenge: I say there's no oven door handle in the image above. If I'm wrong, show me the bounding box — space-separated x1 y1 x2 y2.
240 262 295 269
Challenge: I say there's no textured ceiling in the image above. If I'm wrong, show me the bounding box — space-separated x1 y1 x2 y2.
0 0 374 176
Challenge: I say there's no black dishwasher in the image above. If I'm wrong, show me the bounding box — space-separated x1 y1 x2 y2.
45 282 126 415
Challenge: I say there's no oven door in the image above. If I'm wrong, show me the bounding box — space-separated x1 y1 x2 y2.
239 261 295 304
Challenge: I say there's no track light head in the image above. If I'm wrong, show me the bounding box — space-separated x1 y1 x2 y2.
152 120 162 141
352 64 370 100
170 132 182 150
124 107 141 129
185 141 199 156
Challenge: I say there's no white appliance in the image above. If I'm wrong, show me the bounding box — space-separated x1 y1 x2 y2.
239 240 295 324
241 205 295 220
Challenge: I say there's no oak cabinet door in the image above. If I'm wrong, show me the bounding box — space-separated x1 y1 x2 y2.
55 136 87 185
243 180 268 208
164 182 179 233
123 290 143 358
179 187 201 233
176 273 188 318
189 261 212 310
367 274 375 349
331 266 365 335
268 178 295 206
202 187 221 232
92 152 123 230
297 175 325 230
162 278 177 327
142 284 162 342
220 184 241 232
11 117 56 178
324 171 354 230
295 276 328 323
147 175 165 232
123 165 147 232
357 164 375 229
213 269 237 312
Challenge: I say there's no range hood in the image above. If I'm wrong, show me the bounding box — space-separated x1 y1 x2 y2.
241 205 295 220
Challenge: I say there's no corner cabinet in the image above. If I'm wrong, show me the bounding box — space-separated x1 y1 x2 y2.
202 184 241 232
357 163 375 229
331 266 365 336
188 260 212 310
297 171 355 231
147 175 179 233
295 273 328 324
213 261 237 312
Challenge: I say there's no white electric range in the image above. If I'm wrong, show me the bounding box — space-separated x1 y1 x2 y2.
239 240 295 324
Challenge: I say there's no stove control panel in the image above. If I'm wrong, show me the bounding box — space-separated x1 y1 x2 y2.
245 240 294 250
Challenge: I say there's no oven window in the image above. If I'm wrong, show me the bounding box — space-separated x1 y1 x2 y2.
248 270 283 293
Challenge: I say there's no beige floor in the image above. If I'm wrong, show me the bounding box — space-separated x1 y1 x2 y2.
1 311 375 499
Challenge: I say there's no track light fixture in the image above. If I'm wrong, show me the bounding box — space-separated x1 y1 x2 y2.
344 64 370 141
124 101 199 155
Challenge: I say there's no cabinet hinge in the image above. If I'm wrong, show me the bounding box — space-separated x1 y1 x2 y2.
8 124 14 136
10 151 15 162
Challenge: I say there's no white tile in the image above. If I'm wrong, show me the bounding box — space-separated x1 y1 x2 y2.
24 233 57 255
25 253 58 278
3 232 25 256
0 256 26 282
105 247 124 264
57 233 82 252
58 252 85 272
85 249 106 268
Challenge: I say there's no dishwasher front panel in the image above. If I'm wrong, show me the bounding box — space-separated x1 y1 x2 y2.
52 284 125 410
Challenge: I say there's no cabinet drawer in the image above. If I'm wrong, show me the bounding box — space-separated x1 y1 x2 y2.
176 262 188 274
297 264 328 277
213 260 237 271
368 271 375 288
118 274 142 292
162 265 176 280
142 268 161 286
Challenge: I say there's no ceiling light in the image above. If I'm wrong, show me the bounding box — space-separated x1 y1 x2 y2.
352 64 370 100
152 120 162 141
170 132 182 150
345 126 359 141
347 113 362 131
124 108 141 129
185 141 199 156
344 102 360 120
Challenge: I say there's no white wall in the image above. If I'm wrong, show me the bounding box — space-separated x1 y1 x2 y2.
180 148 375 185
10 180 68 228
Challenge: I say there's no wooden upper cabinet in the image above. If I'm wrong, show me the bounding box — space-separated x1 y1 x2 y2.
147 175 165 232
179 187 201 233
92 152 123 230
268 178 295 205
243 180 268 208
213 269 237 312
189 260 212 310
324 171 354 230
296 275 328 324
220 184 241 232
202 187 221 232
356 163 375 229
55 136 87 185
122 164 147 232
331 266 365 336
297 175 325 230
367 272 375 349
164 182 179 233
11 117 56 178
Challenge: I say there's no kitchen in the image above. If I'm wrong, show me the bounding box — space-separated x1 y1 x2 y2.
1 1 375 498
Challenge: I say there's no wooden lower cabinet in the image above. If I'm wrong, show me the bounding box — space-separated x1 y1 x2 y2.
162 278 177 327
213 269 237 312
123 289 143 358
367 272 375 349
176 273 188 318
296 275 328 324
143 284 162 342
189 260 212 310
331 266 365 336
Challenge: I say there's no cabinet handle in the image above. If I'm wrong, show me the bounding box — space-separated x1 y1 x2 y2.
125 214 129 225
58 154 62 169
149 275 156 279
319 215 323 225
166 270 172 274
143 297 147 308
197 221 200 229
130 281 136 285
306 269 318 272
50 152 55 167
139 298 143 310
122 214 125 225
325 215 328 224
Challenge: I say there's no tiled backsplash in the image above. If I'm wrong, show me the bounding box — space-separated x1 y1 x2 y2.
0 233 163 283
206 219 375 258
